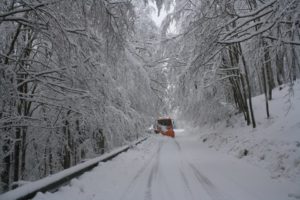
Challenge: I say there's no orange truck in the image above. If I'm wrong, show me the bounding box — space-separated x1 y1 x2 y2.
154 117 175 138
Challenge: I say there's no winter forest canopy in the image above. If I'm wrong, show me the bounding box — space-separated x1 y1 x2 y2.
0 0 299 193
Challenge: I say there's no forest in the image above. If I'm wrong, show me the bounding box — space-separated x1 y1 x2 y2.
0 0 299 193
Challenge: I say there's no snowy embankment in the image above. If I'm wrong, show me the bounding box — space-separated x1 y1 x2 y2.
194 80 300 185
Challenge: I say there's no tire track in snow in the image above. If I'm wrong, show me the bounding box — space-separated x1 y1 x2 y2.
179 165 195 200
188 162 227 200
174 139 182 151
174 139 196 200
177 138 226 200
144 140 163 200
120 139 162 200
164 139 194 199
129 145 158 184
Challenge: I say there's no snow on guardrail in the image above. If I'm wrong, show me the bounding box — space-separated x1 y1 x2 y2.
0 136 148 200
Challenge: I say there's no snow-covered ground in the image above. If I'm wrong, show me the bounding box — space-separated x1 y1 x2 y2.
194 81 300 188
3 82 300 200
27 130 298 200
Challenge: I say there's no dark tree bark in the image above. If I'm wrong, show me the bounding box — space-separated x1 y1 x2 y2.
226 45 250 123
276 48 285 86
1 138 12 191
63 118 71 169
239 44 256 128
263 41 275 100
262 64 270 118
240 74 251 125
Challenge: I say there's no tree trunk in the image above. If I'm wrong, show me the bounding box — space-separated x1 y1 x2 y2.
276 48 285 86
21 128 27 179
1 138 11 191
240 74 251 126
291 45 299 80
49 147 53 174
262 64 270 118
13 128 21 187
239 44 256 128
63 119 71 169
263 41 275 100
227 45 250 123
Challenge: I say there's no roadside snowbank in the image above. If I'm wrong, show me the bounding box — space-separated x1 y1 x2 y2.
191 81 300 184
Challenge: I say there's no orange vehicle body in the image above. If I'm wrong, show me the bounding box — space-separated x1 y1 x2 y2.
154 117 175 138
160 127 175 138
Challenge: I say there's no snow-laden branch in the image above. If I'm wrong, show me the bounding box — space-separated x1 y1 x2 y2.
220 9 273 41
0 2 48 18
202 74 240 88
264 36 300 46
222 0 277 29
219 22 277 44
219 0 299 44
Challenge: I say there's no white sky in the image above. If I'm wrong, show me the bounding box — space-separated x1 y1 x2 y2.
149 1 177 33
149 1 169 27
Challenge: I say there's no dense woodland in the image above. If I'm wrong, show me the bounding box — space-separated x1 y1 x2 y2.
161 0 300 127
0 0 299 193
0 0 165 192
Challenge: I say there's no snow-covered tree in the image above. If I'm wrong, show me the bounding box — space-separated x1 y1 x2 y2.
0 0 162 192
160 0 300 127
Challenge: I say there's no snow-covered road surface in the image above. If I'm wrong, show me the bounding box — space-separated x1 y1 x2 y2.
33 130 299 200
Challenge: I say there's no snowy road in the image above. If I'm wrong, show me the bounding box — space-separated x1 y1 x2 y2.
33 130 299 200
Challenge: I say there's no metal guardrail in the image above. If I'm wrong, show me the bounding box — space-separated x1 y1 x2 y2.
0 136 148 200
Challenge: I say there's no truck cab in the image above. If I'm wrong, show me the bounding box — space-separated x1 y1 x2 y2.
154 117 175 137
